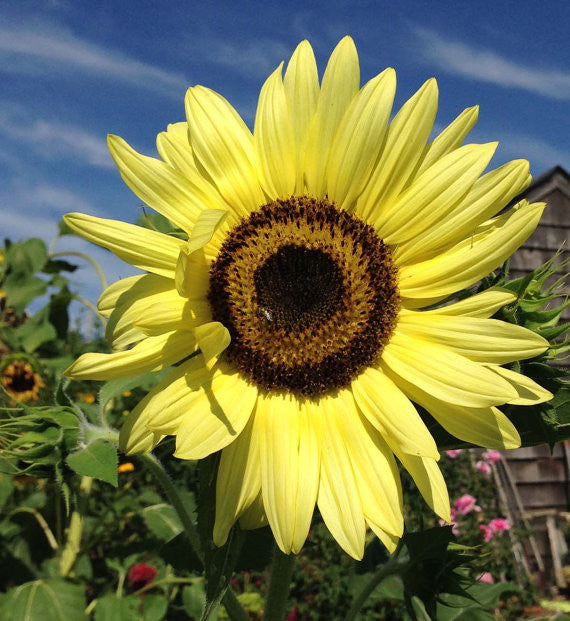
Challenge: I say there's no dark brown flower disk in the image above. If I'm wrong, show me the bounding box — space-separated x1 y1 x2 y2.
208 196 399 396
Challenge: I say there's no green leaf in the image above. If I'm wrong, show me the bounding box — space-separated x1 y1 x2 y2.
4 274 47 313
43 259 77 274
182 583 210 620
0 474 13 509
94 594 140 621
1 579 85 621
67 439 118 486
14 305 57 352
48 286 73 339
143 594 169 621
160 532 202 573
5 238 48 275
142 503 183 541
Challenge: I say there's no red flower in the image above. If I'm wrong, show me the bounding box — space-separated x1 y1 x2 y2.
128 563 157 590
287 605 299 621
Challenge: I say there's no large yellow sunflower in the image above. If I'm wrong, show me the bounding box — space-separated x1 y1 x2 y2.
64 37 553 559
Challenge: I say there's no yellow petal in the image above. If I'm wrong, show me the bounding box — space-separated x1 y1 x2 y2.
64 331 195 380
283 40 319 192
398 200 546 302
396 451 450 522
304 36 360 197
214 413 262 546
326 68 396 208
195 321 231 366
333 390 404 537
382 332 518 407
239 493 269 530
64 212 184 279
352 366 439 459
318 395 366 560
98 274 172 320
377 142 497 244
356 78 438 222
254 63 296 199
108 288 187 351
367 522 400 554
156 122 199 178
418 288 517 318
135 298 211 337
258 393 320 554
414 105 479 177
397 313 549 363
173 364 258 459
175 247 211 300
396 159 531 265
119 357 207 454
185 86 265 216
385 367 521 450
485 365 553 405
107 134 221 232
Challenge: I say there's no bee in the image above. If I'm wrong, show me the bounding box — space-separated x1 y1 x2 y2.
258 307 273 325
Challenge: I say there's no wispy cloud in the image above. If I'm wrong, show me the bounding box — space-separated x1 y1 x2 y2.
413 26 570 100
498 133 570 171
0 108 112 169
192 37 292 80
0 22 188 98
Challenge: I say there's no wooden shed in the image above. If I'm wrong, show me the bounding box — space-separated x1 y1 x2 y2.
498 166 569 590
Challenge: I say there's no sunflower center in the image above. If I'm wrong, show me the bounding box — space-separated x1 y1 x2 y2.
2 362 37 393
208 196 399 396
254 245 345 331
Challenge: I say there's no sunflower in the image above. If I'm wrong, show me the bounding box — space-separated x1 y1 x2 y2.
64 37 552 559
2 360 45 403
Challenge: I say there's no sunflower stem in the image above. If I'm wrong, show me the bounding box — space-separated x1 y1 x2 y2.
263 545 296 621
345 553 409 621
139 452 249 621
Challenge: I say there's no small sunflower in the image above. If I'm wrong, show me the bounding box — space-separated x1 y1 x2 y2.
2 359 45 403
64 37 552 559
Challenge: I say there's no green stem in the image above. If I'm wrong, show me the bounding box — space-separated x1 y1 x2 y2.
139 453 203 561
263 546 296 621
59 476 93 576
138 453 248 621
9 507 58 551
132 576 200 596
72 294 107 328
344 557 409 621
50 250 108 290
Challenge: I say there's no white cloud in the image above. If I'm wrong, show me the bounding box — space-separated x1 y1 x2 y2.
413 26 570 100
0 22 188 98
194 37 292 80
498 133 570 171
0 110 113 169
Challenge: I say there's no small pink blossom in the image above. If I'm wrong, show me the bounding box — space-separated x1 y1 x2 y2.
478 572 495 584
483 450 502 463
454 494 481 516
480 524 493 542
489 517 510 532
446 449 463 459
439 508 459 536
476 460 492 477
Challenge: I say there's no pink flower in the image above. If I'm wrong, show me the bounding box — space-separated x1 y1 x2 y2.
446 449 463 458
478 572 495 584
483 450 502 463
489 518 510 532
454 494 481 516
476 460 492 477
480 524 493 542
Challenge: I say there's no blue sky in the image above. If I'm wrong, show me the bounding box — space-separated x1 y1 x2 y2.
2 0 570 305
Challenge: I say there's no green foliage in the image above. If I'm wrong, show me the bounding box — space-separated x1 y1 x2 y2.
0 579 85 621
67 439 119 487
